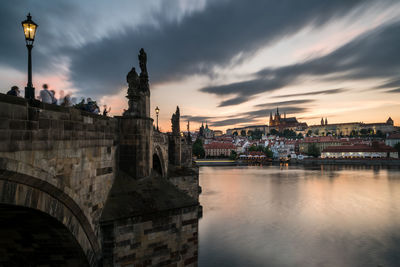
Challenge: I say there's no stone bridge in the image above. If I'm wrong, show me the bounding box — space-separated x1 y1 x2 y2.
0 50 199 266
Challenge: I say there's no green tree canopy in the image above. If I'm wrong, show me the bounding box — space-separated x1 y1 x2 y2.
270 129 279 135
394 142 400 154
251 129 263 140
192 138 205 158
307 143 320 158
229 150 238 160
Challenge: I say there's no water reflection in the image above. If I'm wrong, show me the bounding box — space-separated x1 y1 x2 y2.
199 165 400 267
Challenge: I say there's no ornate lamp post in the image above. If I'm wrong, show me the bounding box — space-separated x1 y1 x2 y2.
21 13 38 99
155 106 160 131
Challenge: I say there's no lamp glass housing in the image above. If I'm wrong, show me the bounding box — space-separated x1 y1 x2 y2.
22 14 38 46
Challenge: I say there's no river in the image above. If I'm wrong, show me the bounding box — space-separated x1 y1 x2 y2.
198 165 400 267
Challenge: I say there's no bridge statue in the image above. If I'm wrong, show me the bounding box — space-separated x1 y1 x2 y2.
171 106 180 135
124 49 150 117
0 49 199 266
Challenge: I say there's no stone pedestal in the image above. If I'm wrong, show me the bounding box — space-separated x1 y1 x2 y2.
117 116 153 179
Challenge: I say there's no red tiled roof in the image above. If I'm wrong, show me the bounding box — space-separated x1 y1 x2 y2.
323 144 396 153
302 136 339 143
204 142 236 149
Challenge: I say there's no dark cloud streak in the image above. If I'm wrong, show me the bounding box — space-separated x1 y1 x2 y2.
272 88 347 98
200 18 400 106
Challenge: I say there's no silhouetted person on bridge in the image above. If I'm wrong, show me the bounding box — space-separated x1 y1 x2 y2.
39 84 53 104
6 86 20 97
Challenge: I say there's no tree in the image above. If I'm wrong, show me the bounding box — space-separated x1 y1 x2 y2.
248 145 273 158
233 131 238 136
240 130 246 136
307 143 320 158
350 130 358 137
251 129 263 140
376 130 384 138
270 129 279 135
297 133 304 139
360 129 368 136
314 129 319 136
192 138 205 158
394 142 400 154
306 130 312 137
229 150 238 160
264 146 273 158
282 129 296 139
368 128 374 135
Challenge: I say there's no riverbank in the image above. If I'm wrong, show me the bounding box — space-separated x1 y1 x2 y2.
196 158 400 166
195 160 237 166
299 158 400 166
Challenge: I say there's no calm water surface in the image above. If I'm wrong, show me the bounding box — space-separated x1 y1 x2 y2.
198 165 400 267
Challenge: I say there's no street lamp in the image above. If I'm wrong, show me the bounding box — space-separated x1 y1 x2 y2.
155 106 160 131
21 13 38 99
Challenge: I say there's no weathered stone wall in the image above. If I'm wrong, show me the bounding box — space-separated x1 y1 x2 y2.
181 138 193 168
0 94 117 248
102 206 199 267
0 92 200 266
118 116 153 179
168 167 200 201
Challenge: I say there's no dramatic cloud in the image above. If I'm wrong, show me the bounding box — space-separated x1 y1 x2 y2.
0 0 378 98
386 88 400 93
69 0 380 98
377 78 400 89
218 96 253 107
210 117 257 127
200 17 400 106
255 99 314 108
272 88 347 99
244 107 309 119
181 115 214 122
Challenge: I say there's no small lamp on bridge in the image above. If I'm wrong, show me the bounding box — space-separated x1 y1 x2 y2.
155 106 160 131
21 13 38 100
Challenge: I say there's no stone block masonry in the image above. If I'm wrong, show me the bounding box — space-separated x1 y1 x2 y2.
0 49 200 266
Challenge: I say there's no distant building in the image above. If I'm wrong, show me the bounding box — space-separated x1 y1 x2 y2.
213 130 223 137
307 117 396 136
204 142 236 157
199 122 214 139
226 125 268 136
299 136 343 154
269 107 307 132
386 133 400 147
322 142 398 159
226 108 307 136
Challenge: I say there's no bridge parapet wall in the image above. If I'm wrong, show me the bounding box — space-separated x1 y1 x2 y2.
0 93 118 238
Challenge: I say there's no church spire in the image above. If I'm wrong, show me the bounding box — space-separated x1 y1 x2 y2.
325 118 328 125
321 117 324 126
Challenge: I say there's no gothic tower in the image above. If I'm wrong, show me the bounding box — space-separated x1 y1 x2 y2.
118 48 153 179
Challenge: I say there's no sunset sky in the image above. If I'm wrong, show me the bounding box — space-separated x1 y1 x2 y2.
1 0 400 132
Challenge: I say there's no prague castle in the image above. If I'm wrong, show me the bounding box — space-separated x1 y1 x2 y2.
268 107 308 131
307 117 396 136
226 108 307 135
226 108 397 137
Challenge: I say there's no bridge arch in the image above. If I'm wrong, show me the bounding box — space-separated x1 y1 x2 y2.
0 165 101 266
0 204 89 266
153 145 167 178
